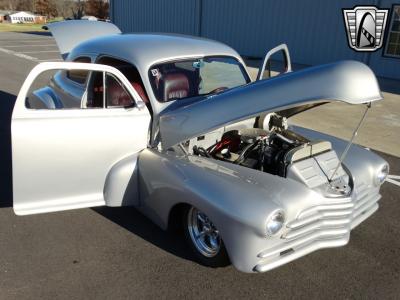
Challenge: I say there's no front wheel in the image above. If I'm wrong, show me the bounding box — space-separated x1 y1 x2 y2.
182 206 230 268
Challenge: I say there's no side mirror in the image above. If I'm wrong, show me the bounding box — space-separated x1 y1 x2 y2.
257 44 292 80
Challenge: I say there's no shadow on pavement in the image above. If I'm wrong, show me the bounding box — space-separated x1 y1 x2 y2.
0 90 16 208
93 206 196 263
18 31 52 36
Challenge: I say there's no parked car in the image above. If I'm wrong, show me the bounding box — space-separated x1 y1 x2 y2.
11 21 388 273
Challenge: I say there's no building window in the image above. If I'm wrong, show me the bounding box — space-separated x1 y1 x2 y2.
385 5 400 58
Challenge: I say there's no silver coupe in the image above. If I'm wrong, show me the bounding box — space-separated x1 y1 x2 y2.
11 21 389 273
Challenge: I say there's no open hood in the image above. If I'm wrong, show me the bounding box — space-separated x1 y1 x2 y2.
159 60 382 149
45 20 121 59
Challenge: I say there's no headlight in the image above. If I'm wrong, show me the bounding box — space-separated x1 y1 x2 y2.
266 210 285 236
375 164 389 185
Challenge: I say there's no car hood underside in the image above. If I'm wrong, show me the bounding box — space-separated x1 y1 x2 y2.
158 60 383 149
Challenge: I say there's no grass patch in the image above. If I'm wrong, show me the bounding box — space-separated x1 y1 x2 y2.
0 23 46 32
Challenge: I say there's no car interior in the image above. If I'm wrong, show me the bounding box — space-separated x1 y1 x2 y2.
87 56 151 112
150 62 199 102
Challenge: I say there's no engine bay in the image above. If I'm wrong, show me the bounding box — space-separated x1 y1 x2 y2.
187 114 352 197
195 128 310 176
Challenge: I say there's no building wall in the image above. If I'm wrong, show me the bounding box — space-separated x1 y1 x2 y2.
34 16 46 24
9 12 35 24
368 0 400 79
110 0 400 79
111 0 200 35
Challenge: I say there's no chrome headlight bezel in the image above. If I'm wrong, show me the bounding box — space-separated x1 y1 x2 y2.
375 164 389 186
266 210 285 236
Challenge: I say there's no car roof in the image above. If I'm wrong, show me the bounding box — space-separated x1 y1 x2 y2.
68 33 244 71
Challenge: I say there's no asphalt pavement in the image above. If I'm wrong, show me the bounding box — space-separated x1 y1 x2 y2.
0 32 399 300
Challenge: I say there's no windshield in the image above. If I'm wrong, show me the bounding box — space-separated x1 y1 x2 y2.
149 56 250 102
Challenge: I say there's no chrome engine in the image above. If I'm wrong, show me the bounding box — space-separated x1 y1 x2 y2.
192 126 352 197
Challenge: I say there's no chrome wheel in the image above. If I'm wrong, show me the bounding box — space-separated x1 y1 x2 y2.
187 207 221 258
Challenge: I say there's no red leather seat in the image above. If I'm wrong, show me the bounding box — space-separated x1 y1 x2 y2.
162 73 189 101
107 81 132 107
131 82 149 103
107 81 149 107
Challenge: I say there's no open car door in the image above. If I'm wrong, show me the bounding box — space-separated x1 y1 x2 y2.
257 44 292 80
12 62 151 215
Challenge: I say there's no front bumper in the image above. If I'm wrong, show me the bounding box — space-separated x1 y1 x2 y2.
254 183 380 272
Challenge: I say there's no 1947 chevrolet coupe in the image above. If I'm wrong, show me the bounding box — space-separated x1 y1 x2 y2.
12 21 389 273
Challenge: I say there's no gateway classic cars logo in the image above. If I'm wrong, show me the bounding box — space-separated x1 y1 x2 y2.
343 6 389 51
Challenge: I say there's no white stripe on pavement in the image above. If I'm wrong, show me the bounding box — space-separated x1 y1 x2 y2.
37 59 63 62
0 46 62 62
20 50 60 53
0 39 51 43
0 47 37 61
0 39 52 42
386 178 400 187
1 44 57 48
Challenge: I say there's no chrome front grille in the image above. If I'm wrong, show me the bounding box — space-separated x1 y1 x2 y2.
255 183 381 272
284 183 380 241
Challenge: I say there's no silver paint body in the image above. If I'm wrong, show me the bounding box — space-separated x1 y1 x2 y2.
12 22 387 272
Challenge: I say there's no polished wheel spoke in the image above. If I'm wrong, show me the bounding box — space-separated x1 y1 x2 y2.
209 235 219 249
188 207 221 258
196 231 206 240
197 212 206 223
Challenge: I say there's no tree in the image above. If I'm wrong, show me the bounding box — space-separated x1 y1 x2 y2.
0 0 17 10
0 0 32 11
16 0 33 11
85 0 109 19
34 0 57 17
71 0 85 20
54 0 75 19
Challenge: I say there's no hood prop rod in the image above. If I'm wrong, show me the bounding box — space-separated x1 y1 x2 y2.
329 103 370 182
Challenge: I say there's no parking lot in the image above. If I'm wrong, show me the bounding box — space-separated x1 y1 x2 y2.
0 31 61 62
0 31 399 299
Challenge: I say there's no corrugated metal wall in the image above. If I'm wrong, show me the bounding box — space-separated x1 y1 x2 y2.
111 0 199 35
369 0 400 79
110 0 400 80
200 0 369 64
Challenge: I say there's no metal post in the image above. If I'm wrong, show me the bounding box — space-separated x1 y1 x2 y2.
329 103 370 181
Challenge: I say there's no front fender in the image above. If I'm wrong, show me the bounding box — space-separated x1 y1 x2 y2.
104 153 140 207
137 148 326 272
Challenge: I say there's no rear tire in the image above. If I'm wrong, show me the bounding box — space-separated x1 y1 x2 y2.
182 206 230 268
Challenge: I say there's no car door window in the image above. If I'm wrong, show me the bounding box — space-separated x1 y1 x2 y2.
26 69 135 110
106 73 135 108
26 69 102 109
95 56 149 107
66 57 91 84
86 72 135 108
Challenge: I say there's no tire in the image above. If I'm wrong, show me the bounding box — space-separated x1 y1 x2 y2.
182 206 230 268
